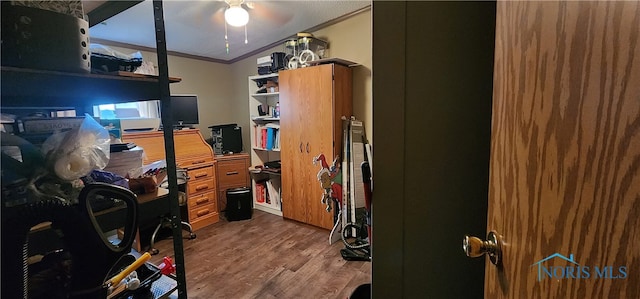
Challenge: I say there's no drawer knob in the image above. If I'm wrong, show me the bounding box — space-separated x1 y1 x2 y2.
196 210 210 217
195 173 208 178
196 197 210 204
226 171 239 175
195 185 208 191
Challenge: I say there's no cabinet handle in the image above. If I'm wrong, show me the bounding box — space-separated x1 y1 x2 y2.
299 142 303 153
226 171 239 175
192 160 206 165
196 209 210 217
194 172 208 178
306 142 310 153
196 197 210 204
195 185 208 191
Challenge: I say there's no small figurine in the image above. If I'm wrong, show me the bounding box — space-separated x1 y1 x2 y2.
313 154 342 212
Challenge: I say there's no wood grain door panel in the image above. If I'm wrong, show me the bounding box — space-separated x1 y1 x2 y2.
304 64 339 229
280 68 309 223
487 1 640 298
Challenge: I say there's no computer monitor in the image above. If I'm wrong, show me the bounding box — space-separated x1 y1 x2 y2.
167 94 199 128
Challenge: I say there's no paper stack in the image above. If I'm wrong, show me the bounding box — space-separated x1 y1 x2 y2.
104 146 144 177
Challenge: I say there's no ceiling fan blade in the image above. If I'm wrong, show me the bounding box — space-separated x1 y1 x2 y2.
212 6 226 26
168 1 226 28
244 2 293 26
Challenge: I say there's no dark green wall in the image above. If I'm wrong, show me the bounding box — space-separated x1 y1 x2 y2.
372 2 496 298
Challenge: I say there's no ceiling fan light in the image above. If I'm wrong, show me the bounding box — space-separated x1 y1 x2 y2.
225 6 249 27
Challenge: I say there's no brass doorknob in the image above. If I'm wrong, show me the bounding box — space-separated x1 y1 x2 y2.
463 230 502 265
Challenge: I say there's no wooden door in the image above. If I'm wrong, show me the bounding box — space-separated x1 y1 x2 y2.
302 64 338 229
280 68 308 223
486 1 640 298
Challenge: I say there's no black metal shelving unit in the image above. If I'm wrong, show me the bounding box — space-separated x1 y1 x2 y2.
151 0 188 298
1 1 189 298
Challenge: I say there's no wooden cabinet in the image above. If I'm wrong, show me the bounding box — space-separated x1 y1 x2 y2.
279 63 352 229
215 153 250 215
122 129 218 230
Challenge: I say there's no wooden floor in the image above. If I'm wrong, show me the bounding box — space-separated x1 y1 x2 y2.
147 210 371 299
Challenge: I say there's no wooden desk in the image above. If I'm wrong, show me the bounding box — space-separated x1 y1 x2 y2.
123 130 218 230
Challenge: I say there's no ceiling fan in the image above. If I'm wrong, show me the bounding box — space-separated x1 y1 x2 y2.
168 0 293 53
224 0 250 27
215 0 293 53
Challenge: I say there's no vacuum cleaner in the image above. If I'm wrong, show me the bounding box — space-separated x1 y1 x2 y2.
340 161 372 262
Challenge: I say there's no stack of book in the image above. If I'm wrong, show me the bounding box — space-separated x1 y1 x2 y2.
253 123 280 151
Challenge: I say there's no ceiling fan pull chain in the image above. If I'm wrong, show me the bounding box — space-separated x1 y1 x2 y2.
244 25 248 44
225 21 229 54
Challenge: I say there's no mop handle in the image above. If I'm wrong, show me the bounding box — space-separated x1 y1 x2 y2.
108 252 151 287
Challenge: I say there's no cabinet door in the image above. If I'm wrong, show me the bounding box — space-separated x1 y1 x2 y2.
280 68 309 223
301 64 338 229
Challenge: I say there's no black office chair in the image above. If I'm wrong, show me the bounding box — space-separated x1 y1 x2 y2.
148 191 195 255
149 169 196 255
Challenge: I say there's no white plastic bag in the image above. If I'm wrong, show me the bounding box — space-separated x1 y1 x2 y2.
41 115 110 181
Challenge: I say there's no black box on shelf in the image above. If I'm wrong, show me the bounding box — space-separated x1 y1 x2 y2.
225 187 252 221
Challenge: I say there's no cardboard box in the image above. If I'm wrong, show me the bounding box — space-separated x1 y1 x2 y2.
21 116 84 134
265 80 279 92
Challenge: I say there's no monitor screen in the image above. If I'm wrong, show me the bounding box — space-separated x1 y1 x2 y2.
169 94 199 127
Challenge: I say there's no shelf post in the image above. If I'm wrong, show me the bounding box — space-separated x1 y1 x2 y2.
153 1 188 298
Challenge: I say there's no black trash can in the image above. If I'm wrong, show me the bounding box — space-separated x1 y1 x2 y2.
225 187 252 221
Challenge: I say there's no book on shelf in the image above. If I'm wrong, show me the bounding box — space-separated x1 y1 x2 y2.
264 181 271 204
261 127 267 149
273 129 280 150
253 123 280 151
266 177 281 210
266 127 276 150
255 182 266 203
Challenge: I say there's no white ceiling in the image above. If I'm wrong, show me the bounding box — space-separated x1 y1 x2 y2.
86 0 371 63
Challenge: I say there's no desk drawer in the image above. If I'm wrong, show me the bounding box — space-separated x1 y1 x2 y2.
188 201 217 222
188 191 216 210
187 177 215 195
178 156 213 170
188 166 215 182
217 160 248 188
190 212 219 231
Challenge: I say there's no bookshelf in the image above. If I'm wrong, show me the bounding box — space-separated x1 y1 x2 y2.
248 73 282 216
